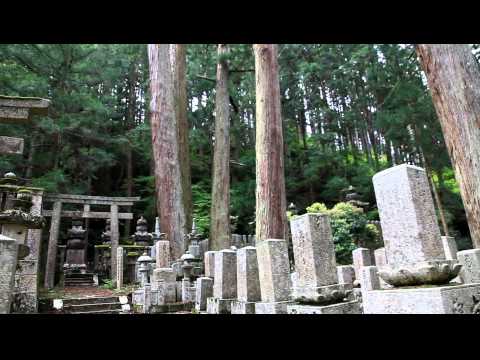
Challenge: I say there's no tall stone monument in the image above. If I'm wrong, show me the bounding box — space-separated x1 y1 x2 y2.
363 164 479 314
287 213 361 314
231 246 261 314
207 249 237 314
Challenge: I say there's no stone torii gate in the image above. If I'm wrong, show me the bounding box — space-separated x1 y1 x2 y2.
42 193 141 289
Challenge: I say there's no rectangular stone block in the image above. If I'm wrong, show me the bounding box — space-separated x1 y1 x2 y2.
457 249 480 284
214 249 237 299
195 277 213 311
353 248 373 281
290 213 337 287
231 300 256 314
155 240 170 268
360 266 381 293
363 283 480 314
237 246 261 302
0 136 24 154
204 251 216 278
0 237 19 314
337 265 355 285
442 236 458 260
374 247 387 266
255 301 293 314
154 283 176 305
287 300 362 314
182 279 196 303
257 239 291 302
206 297 233 314
188 244 200 258
372 164 445 267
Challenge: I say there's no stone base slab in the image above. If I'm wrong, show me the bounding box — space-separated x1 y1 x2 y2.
231 300 256 314
255 301 294 314
287 300 362 314
363 283 480 314
206 297 234 314
292 283 353 304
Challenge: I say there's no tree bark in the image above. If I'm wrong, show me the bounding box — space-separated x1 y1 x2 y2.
172 44 193 233
148 44 186 261
416 44 480 248
253 44 288 242
210 44 231 250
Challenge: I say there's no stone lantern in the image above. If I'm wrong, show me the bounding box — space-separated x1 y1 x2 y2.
63 218 88 274
101 219 111 244
137 251 153 286
0 179 44 260
180 251 195 280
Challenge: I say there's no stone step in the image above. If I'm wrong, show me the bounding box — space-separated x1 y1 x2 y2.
64 279 95 284
69 309 125 315
65 273 95 279
64 302 122 313
63 296 120 306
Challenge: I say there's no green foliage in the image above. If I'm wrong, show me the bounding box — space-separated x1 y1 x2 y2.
306 202 380 264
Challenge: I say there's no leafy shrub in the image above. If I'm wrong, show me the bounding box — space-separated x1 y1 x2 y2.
306 201 380 264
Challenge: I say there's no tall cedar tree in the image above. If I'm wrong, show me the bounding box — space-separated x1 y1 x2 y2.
416 44 480 248
253 44 288 242
210 44 231 250
148 44 186 260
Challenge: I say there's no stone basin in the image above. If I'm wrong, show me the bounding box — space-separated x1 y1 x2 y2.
378 260 462 287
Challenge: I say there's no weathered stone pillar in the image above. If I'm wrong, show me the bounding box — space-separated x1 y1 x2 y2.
207 249 237 314
255 239 291 314
155 240 170 268
195 277 213 311
0 236 18 313
442 236 458 260
232 246 261 314
45 200 62 289
116 247 124 290
372 164 445 267
110 204 119 283
204 251 216 278
337 265 355 285
290 213 338 288
352 247 373 283
16 189 43 313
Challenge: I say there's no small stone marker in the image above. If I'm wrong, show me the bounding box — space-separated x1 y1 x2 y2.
195 277 213 311
213 249 237 299
155 240 170 268
116 247 124 289
337 265 355 285
352 248 373 283
457 249 480 284
441 236 458 260
360 266 381 292
374 247 387 266
204 251 217 278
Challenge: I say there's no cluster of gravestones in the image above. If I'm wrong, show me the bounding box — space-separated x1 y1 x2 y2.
130 164 480 314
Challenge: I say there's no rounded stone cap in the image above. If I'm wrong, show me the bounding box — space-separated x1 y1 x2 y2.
4 171 17 179
137 252 153 263
181 251 195 261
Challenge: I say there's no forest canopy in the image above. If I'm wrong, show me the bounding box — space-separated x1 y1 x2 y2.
0 44 475 250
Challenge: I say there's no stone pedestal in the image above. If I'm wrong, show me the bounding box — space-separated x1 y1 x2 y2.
287 300 362 314
195 277 213 311
234 246 261 314
256 239 291 314
207 297 234 314
363 283 480 314
0 236 18 314
213 249 237 299
457 249 480 284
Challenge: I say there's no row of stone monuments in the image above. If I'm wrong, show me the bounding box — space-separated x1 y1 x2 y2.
131 164 480 314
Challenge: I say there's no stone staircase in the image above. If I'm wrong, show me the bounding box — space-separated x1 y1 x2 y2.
64 272 95 287
59 296 130 314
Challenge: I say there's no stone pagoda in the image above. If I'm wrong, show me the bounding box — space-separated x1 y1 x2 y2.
132 216 153 246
